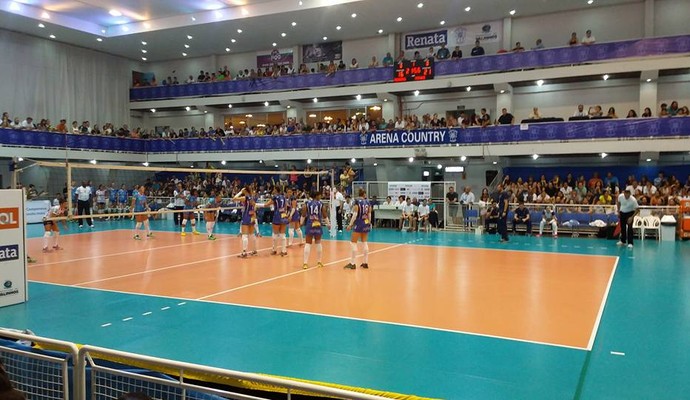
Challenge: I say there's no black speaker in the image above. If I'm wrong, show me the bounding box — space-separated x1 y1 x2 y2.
485 170 498 186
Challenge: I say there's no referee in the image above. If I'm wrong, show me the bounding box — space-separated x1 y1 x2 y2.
173 183 186 226
75 181 93 228
617 189 639 248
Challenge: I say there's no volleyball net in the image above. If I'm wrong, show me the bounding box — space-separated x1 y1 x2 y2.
14 160 337 236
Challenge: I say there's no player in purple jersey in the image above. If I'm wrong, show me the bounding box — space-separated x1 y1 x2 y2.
301 191 330 269
234 186 258 258
345 188 372 269
286 188 304 247
264 186 289 256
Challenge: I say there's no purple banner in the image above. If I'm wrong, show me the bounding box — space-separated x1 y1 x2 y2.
302 41 342 63
256 49 294 68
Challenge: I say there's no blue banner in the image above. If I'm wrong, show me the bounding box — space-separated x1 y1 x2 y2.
2 118 689 153
404 30 448 50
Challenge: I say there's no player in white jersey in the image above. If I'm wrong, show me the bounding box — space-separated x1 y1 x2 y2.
42 199 68 252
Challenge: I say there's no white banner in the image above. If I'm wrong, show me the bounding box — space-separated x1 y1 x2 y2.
26 200 50 224
388 182 432 200
403 20 503 50
0 190 28 307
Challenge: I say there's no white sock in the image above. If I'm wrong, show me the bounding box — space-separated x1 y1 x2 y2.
144 220 150 236
362 242 369 263
272 233 277 250
134 222 141 235
43 232 51 249
207 221 215 236
53 231 60 247
552 222 558 235
281 233 287 253
182 219 187 232
315 243 323 263
288 228 294 245
297 228 303 243
241 234 248 252
303 243 311 264
250 234 257 251
191 220 196 231
350 242 357 264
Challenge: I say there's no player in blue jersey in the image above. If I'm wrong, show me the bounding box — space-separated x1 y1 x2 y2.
264 186 289 256
107 182 118 220
131 185 153 240
116 184 128 219
345 188 372 269
286 188 304 247
181 188 200 236
301 191 330 269
204 193 222 240
234 186 258 258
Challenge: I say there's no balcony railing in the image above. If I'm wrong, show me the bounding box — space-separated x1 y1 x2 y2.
129 35 690 101
1 117 688 154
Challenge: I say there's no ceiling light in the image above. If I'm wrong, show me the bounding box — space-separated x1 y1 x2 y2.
435 164 441 170
264 101 270 106
509 9 516 15
466 86 472 92
287 105 291 109
532 154 539 160
101 29 106 33
246 114 253 118
465 6 471 11
588 0 594 4
355 94 362 100
536 79 544 86
378 29 383 34
49 34 56 39
351 158 356 163
414 90 420 96
141 49 147 53
292 21 297 26
109 9 122 17
500 89 506 94
417 3 424 8
601 152 608 158
150 108 156 113
96 37 102 42
272 42 277 47
646 158 652 162
373 162 378 166
440 20 446 25
384 98 388 102
237 29 243 33
603 74 609 80
308 113 317 118
313 97 318 103
322 36 328 40
221 160 226 165
397 17 403 22
460 155 467 162
307 159 312 164
182 52 187 56
204 111 208 114
191 16 196 21
646 78 652 82
142 162 149 167
9 2 20 11
89 159 97 165
274 164 279 168
231 39 236 43
336 25 342 30
228 104 233 108
225 47 231 52
38 23 45 28
493 161 499 165
141 57 147 61
185 106 191 111
187 35 193 39
351 13 357 18
281 32 287 37
408 157 414 163
141 41 147 45
298 0 303 5
184 44 189 48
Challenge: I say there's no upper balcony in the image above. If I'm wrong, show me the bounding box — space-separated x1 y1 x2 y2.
129 35 690 102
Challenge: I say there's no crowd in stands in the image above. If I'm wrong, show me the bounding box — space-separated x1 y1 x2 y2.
2 98 688 139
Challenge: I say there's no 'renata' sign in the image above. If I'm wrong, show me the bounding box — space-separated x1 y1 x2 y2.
403 20 503 50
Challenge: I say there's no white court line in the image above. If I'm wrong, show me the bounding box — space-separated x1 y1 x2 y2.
197 243 405 300
610 351 625 356
29 230 237 267
100 323 111 328
72 246 274 286
161 306 170 311
587 256 619 351
122 317 133 322
142 312 152 316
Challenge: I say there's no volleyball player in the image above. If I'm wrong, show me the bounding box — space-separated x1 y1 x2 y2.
204 193 222 240
131 185 153 240
344 188 372 269
286 188 304 246
95 185 106 216
234 186 258 258
302 191 330 269
107 182 117 220
42 199 67 252
117 184 128 219
265 186 289 256
181 188 200 236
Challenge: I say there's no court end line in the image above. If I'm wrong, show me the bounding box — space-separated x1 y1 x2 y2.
587 256 619 351
197 243 405 301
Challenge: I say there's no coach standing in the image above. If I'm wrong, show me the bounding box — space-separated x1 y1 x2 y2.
617 189 639 248
75 181 94 228
497 184 510 243
173 183 186 226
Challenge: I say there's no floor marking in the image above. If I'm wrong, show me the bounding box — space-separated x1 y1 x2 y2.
177 302 186 306
142 312 152 316
161 306 170 311
28 231 237 267
610 351 626 356
197 243 405 300
100 323 112 328
587 256 619 351
122 317 133 322
71 246 274 286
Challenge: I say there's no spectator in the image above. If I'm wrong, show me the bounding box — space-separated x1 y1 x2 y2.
382 52 394 67
512 201 532 235
19 117 34 130
497 108 515 125
607 107 618 119
604 172 619 191
582 29 596 45
426 47 435 59
626 109 638 118
55 119 68 133
196 70 205 82
568 32 579 46
479 108 491 127
512 42 525 52
641 107 653 117
413 50 423 60
71 121 79 134
470 40 485 56
668 101 679 116
396 50 406 62
451 46 462 59
532 39 545 50
528 107 542 119
368 56 379 68
589 105 604 117
537 206 558 237
659 103 669 117
573 104 587 117
349 58 359 69
679 106 689 116
436 44 450 60
326 61 336 77
336 60 346 71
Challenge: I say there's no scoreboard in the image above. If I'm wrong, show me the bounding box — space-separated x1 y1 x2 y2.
393 58 435 82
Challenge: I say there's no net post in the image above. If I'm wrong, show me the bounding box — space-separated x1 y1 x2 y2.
330 169 336 238
66 163 72 217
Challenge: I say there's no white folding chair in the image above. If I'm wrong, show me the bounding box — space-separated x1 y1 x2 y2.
644 215 661 240
632 215 645 240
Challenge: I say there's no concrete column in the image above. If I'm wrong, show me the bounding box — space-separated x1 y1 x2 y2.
639 81 658 114
502 17 512 51
287 104 305 123
494 83 514 116
388 33 398 60
382 100 399 122
210 54 218 73
644 0 655 38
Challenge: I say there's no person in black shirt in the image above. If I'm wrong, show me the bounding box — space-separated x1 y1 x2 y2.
479 108 491 127
497 108 515 125
471 40 485 56
446 186 460 225
436 44 450 60
451 46 463 59
512 201 532 235
197 70 205 82
497 184 510 242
